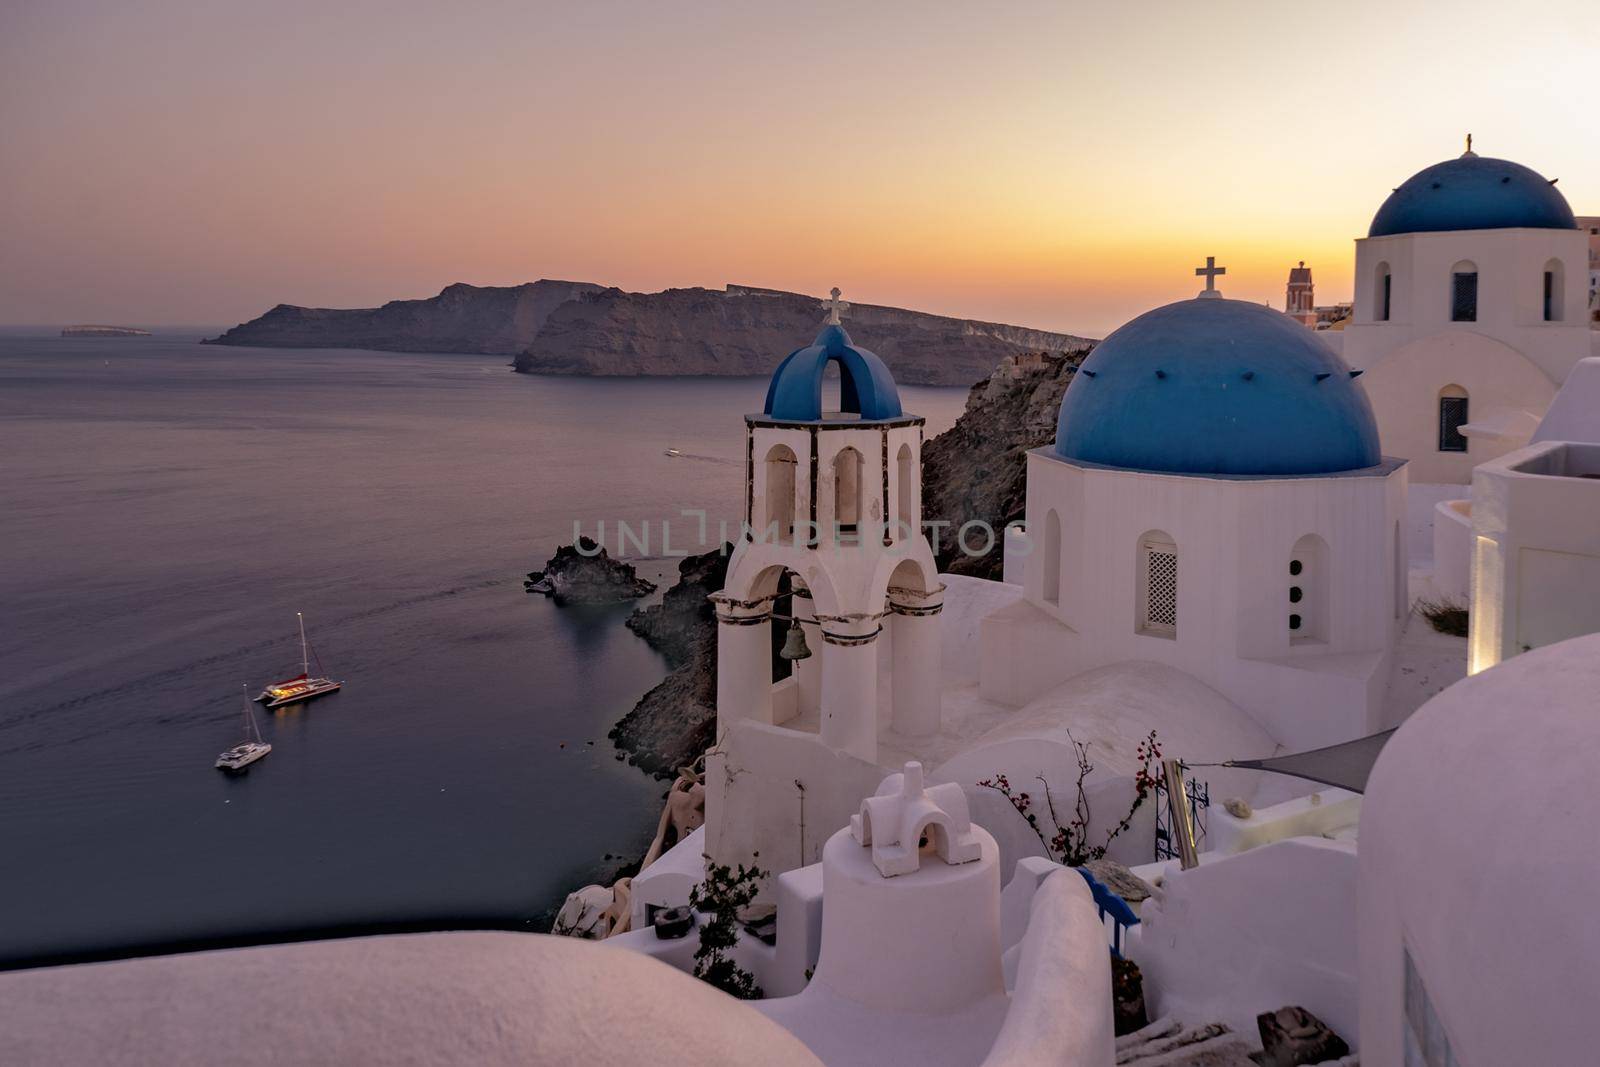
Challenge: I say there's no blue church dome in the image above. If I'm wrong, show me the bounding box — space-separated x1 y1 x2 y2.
762 324 903 422
1368 153 1577 238
1054 297 1381 476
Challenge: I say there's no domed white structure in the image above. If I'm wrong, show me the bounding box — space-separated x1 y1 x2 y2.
987 280 1409 751
1358 633 1600 1065
1341 145 1592 484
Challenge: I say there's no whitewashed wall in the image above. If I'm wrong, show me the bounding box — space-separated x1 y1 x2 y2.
1469 440 1600 672
983 451 1408 750
1342 226 1590 484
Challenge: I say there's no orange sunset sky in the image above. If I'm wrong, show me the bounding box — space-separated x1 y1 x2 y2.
2 0 1595 338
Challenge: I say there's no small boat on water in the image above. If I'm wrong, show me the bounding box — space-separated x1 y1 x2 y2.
255 612 343 708
664 448 682 457
217 686 272 772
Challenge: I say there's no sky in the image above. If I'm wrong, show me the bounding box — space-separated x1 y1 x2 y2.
2 0 1596 337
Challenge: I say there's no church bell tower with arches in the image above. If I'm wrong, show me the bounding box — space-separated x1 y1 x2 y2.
706 290 944 875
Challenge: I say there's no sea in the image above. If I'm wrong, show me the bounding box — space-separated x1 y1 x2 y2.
0 329 968 966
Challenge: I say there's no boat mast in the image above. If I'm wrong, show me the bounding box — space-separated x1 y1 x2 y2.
242 683 262 743
298 612 309 676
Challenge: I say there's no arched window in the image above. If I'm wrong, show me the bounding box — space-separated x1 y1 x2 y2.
1042 509 1061 605
1375 261 1392 322
895 443 915 541
821 363 843 415
833 446 863 539
1289 534 1330 642
1137 531 1177 638
1450 260 1478 322
1543 259 1565 322
1438 384 1469 453
764 444 797 543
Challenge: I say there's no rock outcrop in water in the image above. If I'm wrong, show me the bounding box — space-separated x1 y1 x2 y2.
921 349 1090 580
206 281 1091 386
204 280 603 354
527 538 656 604
609 545 731 778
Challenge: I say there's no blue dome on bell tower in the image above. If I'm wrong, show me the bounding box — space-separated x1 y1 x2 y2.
762 323 903 423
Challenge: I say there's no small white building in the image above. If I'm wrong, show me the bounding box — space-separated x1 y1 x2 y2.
1340 145 1593 484
1425 357 1600 668
1467 439 1600 673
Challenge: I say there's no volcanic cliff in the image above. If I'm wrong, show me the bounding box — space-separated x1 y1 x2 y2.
204 280 603 355
515 284 1090 386
207 282 1091 387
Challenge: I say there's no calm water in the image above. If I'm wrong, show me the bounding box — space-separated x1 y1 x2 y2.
0 330 967 965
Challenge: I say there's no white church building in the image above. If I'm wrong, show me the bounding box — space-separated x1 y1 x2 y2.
704 268 1408 891
1336 142 1597 484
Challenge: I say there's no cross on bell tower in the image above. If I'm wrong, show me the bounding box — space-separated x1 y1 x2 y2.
1195 256 1227 299
821 287 850 325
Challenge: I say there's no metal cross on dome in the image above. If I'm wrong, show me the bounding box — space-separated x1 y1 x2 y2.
1195 256 1226 298
822 287 850 325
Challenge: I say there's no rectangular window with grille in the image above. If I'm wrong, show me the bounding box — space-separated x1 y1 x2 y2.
1140 540 1177 636
1451 272 1477 322
1438 396 1469 452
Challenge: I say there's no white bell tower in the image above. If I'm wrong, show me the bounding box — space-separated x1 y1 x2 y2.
710 290 944 767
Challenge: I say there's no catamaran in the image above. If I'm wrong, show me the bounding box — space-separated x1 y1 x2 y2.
216 686 272 772
255 612 343 708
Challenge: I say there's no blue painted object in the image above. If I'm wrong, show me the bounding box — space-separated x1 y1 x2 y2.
1368 154 1576 238
1054 298 1381 476
1072 867 1141 958
763 325 903 422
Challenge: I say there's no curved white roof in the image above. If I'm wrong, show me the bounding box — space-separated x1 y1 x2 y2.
0 931 824 1066
936 661 1280 801
1361 634 1600 1064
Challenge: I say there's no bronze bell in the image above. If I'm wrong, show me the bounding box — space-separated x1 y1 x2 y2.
779 618 812 661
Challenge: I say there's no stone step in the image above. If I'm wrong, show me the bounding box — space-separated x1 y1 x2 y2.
1117 1019 1253 1066
1116 1015 1359 1067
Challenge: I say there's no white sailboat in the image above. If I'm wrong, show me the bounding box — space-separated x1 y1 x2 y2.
216 685 272 772
254 612 343 708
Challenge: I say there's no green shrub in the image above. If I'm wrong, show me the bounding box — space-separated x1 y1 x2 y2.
688 854 766 999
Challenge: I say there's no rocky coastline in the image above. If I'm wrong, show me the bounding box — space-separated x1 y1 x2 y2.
608 545 730 778
921 349 1090 579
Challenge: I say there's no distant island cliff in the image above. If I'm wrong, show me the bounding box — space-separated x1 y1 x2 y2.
205 282 1093 386
62 325 151 337
203 280 603 357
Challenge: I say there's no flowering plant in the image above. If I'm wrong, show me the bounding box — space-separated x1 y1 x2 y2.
978 729 1163 866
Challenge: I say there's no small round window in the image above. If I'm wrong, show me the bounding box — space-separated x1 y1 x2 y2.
1289 559 1303 576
